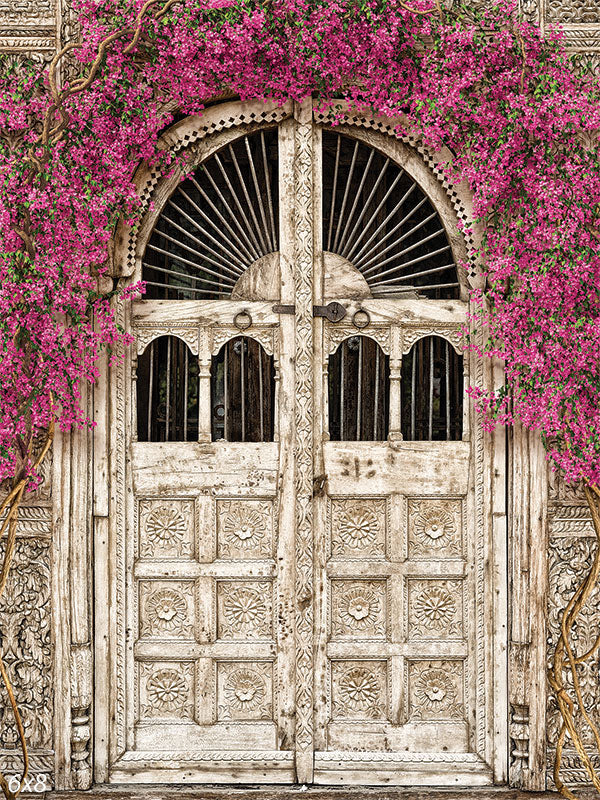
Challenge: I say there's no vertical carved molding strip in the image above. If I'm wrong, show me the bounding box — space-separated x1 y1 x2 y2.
70 644 92 789
293 99 314 783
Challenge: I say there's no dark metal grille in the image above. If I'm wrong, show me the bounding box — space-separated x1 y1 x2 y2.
137 336 199 442
328 336 389 441
401 336 463 441
143 129 279 299
211 336 275 442
322 131 459 299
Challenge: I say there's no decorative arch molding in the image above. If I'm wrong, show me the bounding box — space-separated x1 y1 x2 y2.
400 326 464 356
134 326 199 356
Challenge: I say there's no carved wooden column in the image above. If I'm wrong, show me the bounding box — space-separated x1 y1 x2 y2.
508 423 548 790
293 97 315 783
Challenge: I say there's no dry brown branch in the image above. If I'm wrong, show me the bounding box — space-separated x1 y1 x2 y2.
549 482 600 798
0 418 53 800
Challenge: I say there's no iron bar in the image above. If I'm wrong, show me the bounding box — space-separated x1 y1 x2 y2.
190 175 256 264
428 337 434 440
213 152 263 260
336 150 376 255
245 136 272 254
345 170 404 261
228 144 268 255
327 135 341 251
340 157 390 258
332 140 359 252
261 132 277 251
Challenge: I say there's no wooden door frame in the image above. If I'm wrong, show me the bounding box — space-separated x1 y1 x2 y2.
50 97 549 790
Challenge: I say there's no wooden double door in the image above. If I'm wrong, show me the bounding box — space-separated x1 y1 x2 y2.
100 109 506 786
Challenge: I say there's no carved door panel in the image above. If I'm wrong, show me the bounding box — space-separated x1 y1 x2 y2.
312 302 493 786
104 118 300 783
109 302 297 783
311 123 501 785
102 110 505 786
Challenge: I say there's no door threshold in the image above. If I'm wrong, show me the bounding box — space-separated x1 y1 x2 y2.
44 785 563 800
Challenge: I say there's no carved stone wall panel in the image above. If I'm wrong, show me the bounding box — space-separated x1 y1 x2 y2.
216 499 274 559
0 536 53 787
216 580 273 640
138 661 195 720
330 579 388 640
139 580 196 640
138 497 196 560
547 526 600 785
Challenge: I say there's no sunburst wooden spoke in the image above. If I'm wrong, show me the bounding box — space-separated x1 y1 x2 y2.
322 131 459 299
143 129 279 299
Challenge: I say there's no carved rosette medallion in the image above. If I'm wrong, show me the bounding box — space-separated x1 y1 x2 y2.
331 661 388 720
217 581 273 639
217 662 273 721
216 499 273 559
139 499 195 559
408 660 464 721
408 579 464 640
139 661 194 720
331 580 387 639
139 581 195 639
330 498 387 558
407 498 463 558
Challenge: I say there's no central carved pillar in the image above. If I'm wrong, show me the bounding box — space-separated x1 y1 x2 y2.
293 97 315 783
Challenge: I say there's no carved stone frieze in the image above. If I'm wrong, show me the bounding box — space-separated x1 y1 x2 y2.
401 325 463 355
325 326 390 357
545 0 600 24
211 326 275 357
134 326 199 356
0 0 54 26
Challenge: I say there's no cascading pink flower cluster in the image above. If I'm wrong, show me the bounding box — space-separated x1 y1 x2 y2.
2 0 600 486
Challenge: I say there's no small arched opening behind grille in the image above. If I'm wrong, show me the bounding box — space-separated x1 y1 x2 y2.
211 336 275 442
137 336 199 442
328 336 389 441
401 336 463 441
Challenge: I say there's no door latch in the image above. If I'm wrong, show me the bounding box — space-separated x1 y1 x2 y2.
272 302 347 323
312 302 347 323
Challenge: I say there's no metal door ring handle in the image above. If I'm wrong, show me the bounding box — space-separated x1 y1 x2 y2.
234 310 252 330
352 309 371 329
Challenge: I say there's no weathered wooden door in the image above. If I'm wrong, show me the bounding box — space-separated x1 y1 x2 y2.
99 102 506 785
